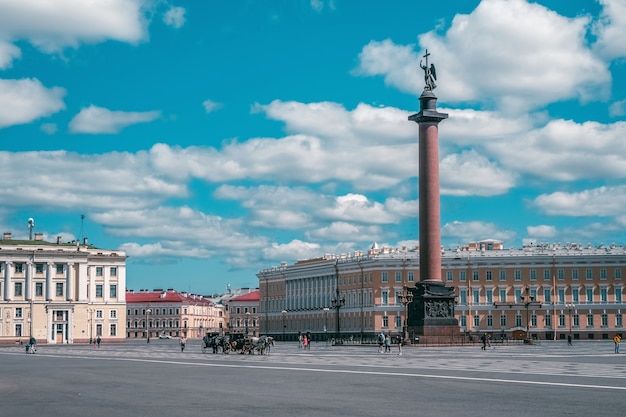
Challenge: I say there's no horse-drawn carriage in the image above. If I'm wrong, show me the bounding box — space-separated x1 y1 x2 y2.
201 332 274 355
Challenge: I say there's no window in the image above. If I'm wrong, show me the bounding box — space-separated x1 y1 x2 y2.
110 285 117 298
600 269 607 280
15 263 23 274
35 263 44 274
558 288 565 303
110 324 117 336
56 264 64 274
530 270 536 281
395 271 402 282
487 314 493 327
252 307 257 314
35 282 43 296
587 313 594 327
573 313 580 327
572 269 579 280
382 315 389 328
559 314 565 327
110 310 117 319
472 271 479 281
486 271 492 281
514 270 521 281
601 288 608 303
96 284 103 298
499 288 507 303
461 315 467 327
381 272 388 282
515 288 522 302
543 269 550 280
602 314 608 327
616 268 622 280
459 289 467 304
96 267 103 276
585 269 593 280
15 307 23 318
446 271 453 282
395 315 401 328
381 291 388 305
56 282 63 296
572 288 579 303
545 314 552 327
499 270 506 281
14 282 22 297
408 271 414 282
616 288 623 303
557 269 564 280
586 288 593 303
473 315 479 327
617 314 623 327
500 313 506 327
472 289 479 304
110 267 117 276
96 310 103 319
515 314 522 327
486 289 493 305
459 271 466 282
15 324 22 337
544 288 551 303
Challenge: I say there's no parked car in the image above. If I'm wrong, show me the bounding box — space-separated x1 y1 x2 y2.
158 334 171 339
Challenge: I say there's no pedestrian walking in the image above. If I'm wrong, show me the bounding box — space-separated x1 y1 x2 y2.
384 334 391 353
180 335 187 352
96 336 101 348
29 336 37 354
306 331 312 350
614 334 621 353
377 331 385 353
298 332 303 349
398 336 403 355
567 334 572 346
302 334 308 350
480 333 487 350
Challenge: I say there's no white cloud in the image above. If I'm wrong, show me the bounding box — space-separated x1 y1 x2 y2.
0 40 21 69
440 150 516 196
40 123 58 135
163 6 186 29
203 99 223 113
0 0 148 66
527 225 556 238
0 78 66 128
609 99 626 117
319 193 397 224
441 220 516 244
592 0 626 59
534 185 626 217
354 0 609 113
69 105 161 134
262 239 321 262
307 221 385 242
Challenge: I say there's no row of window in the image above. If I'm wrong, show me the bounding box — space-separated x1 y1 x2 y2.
2 263 118 276
458 286 623 304
128 308 181 316
460 312 623 329
3 282 117 298
1 307 118 319
445 267 622 282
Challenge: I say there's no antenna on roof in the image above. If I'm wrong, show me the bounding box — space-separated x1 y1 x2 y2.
80 214 85 241
28 218 35 240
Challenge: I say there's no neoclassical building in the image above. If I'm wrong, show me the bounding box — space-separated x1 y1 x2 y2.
258 240 626 342
126 289 225 340
0 232 127 345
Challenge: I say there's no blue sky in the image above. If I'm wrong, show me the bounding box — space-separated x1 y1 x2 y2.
1 0 625 295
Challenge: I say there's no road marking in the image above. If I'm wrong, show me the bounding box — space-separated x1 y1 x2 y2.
12 351 626 391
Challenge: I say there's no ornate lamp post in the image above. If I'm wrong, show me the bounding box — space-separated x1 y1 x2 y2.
331 291 345 342
146 308 152 343
323 307 329 344
281 310 287 341
245 311 250 336
566 303 575 336
398 286 414 345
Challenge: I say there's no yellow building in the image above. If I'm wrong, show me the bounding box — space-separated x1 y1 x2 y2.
0 233 127 345
258 241 626 343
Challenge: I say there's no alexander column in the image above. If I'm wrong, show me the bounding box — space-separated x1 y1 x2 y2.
407 50 459 342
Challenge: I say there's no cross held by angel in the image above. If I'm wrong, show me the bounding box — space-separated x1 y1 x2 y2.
420 49 437 90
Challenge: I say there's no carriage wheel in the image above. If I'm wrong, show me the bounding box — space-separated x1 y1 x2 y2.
201 344 207 353
223 343 230 354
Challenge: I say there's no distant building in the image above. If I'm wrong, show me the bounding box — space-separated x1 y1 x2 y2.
126 289 224 339
224 290 259 336
258 240 626 342
0 232 127 345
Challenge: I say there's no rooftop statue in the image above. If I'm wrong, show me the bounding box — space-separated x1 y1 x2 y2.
420 49 437 91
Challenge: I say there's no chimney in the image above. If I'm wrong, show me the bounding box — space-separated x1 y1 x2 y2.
83 237 89 246
56 236 62 244
3 232 11 240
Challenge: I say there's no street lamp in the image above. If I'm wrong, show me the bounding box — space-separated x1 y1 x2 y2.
245 311 250 336
566 303 575 336
398 286 414 345
331 291 345 342
146 308 152 343
323 307 329 344
281 310 287 341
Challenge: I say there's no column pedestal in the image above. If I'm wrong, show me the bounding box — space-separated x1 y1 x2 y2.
408 282 459 343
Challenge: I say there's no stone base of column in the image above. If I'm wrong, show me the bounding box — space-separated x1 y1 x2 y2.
407 281 461 344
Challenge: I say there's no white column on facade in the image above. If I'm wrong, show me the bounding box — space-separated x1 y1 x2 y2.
4 261 13 301
25 261 33 301
46 262 53 300
66 262 74 301
103 266 110 303
78 263 88 301
118 265 126 302
88 266 95 302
